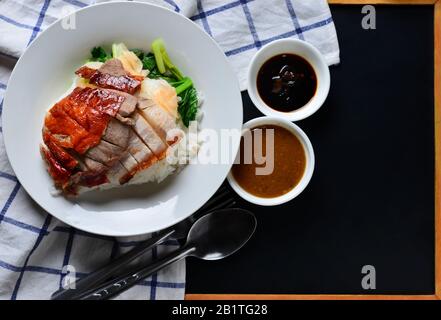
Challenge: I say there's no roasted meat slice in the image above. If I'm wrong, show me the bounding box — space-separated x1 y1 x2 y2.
71 157 109 189
75 59 143 94
85 140 125 168
105 89 137 125
107 90 137 117
68 170 109 190
40 145 71 186
118 152 139 184
127 132 158 168
84 157 108 172
99 59 128 76
116 132 159 184
102 118 131 149
44 106 95 153
44 87 137 154
107 161 129 185
131 112 167 159
137 98 182 146
42 130 78 170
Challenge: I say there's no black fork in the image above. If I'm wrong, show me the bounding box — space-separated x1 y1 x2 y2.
51 185 235 300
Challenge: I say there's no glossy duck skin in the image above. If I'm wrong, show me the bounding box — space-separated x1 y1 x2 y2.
41 87 135 192
75 59 143 94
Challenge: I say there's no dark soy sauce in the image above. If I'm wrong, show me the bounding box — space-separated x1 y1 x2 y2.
256 53 317 112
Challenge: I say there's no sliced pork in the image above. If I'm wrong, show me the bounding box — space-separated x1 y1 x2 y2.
105 133 158 185
85 140 125 168
102 118 131 149
84 157 108 172
131 112 167 159
137 98 182 146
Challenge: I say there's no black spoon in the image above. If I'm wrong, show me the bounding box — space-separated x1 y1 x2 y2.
78 208 257 300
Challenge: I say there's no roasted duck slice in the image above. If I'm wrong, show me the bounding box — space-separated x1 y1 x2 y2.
75 59 143 94
42 130 78 171
40 145 71 187
44 87 135 154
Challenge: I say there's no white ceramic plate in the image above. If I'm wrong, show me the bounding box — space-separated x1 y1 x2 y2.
2 2 242 236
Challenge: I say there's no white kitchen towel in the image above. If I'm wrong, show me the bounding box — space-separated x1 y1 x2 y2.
0 0 340 300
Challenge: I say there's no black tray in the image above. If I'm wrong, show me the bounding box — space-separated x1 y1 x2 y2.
186 3 441 299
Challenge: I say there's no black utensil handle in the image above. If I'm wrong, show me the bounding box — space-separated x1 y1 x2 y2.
51 229 175 300
79 246 195 300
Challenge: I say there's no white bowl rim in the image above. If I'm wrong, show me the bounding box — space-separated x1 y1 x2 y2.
247 38 330 122
227 116 315 206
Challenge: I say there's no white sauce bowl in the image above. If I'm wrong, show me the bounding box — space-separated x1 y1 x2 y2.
227 117 315 206
247 38 330 121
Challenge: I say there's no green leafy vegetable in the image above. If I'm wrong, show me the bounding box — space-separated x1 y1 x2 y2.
170 77 193 95
148 69 178 83
143 52 177 82
90 47 111 62
151 39 166 74
131 49 145 60
148 38 198 126
142 53 157 71
151 38 184 80
178 87 198 127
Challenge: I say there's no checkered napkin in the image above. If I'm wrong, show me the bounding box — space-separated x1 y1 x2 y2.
0 0 340 300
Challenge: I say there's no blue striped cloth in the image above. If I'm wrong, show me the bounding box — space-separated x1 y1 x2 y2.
0 0 340 299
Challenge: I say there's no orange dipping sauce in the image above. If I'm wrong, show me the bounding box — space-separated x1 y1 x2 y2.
231 125 306 198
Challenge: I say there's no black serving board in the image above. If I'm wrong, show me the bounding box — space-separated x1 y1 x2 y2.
186 5 435 295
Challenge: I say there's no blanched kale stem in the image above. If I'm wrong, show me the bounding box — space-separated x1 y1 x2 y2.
173 77 193 95
151 38 184 80
152 39 167 74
